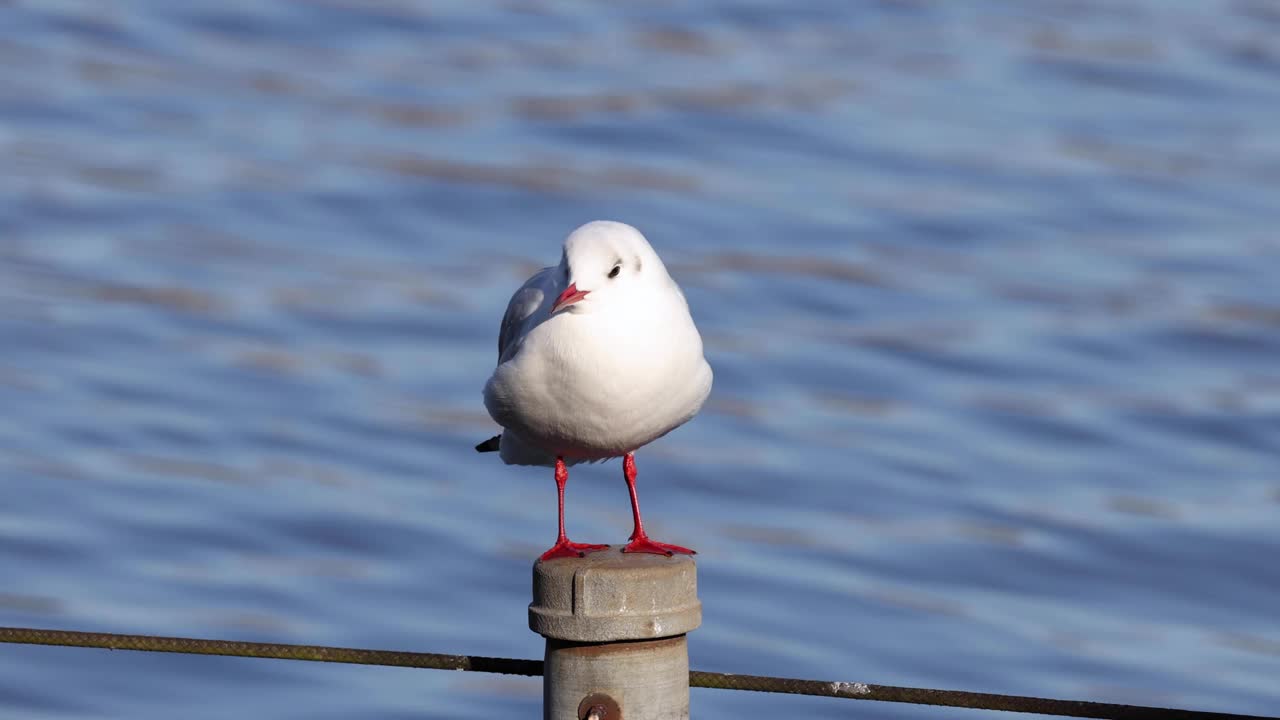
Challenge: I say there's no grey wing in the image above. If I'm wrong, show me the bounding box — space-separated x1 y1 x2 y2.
497 266 557 364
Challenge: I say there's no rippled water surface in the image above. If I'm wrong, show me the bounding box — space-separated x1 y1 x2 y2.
3 1 1279 718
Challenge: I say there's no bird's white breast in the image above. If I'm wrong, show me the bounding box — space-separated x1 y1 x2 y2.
484 291 712 462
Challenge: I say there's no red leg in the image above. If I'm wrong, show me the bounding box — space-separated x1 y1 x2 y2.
620 453 695 556
539 457 609 561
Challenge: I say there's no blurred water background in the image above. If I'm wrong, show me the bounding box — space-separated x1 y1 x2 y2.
2 1 1279 718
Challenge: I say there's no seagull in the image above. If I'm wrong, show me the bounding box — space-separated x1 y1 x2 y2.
477 220 713 561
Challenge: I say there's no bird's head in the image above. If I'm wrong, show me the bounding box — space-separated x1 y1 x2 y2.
551 221 666 314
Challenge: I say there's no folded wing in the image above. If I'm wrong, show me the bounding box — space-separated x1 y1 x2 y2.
497 266 557 365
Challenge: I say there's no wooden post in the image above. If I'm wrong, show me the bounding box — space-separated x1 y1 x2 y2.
530 548 701 720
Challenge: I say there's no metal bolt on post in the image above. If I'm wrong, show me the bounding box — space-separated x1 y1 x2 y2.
530 548 701 720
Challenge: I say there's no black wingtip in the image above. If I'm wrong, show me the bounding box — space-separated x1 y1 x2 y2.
474 435 501 453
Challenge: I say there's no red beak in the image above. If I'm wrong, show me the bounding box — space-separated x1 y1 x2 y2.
551 283 590 313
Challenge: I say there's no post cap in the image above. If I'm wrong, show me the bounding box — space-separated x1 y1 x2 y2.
529 548 701 642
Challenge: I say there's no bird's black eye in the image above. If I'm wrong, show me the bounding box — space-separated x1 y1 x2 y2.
607 265 621 279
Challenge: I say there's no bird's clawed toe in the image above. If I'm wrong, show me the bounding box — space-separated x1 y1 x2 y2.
621 535 695 556
539 540 610 562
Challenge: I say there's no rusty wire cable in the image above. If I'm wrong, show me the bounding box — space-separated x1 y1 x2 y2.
0 626 541 676
686 670 1273 719
2 626 1275 720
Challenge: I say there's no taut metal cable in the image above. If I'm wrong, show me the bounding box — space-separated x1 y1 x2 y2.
2 626 1274 720
686 671 1273 719
0 626 541 676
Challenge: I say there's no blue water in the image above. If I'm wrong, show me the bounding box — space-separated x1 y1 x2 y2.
2 1 1279 718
